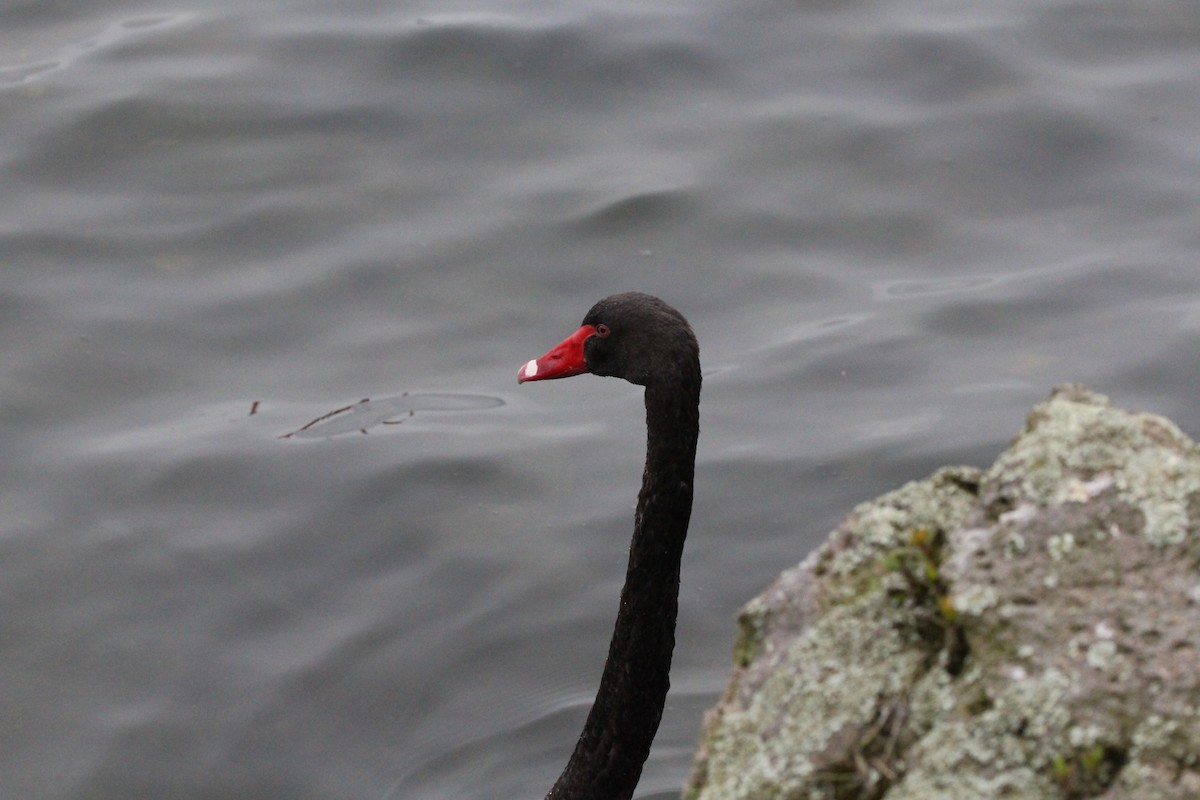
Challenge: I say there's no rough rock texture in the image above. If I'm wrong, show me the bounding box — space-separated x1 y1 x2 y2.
685 385 1200 800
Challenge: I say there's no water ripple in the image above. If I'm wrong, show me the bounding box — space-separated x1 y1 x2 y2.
873 274 1004 299
0 13 193 88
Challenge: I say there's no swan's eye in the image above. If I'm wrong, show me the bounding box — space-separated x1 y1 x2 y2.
595 324 611 337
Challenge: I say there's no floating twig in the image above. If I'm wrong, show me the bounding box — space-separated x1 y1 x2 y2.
280 398 370 439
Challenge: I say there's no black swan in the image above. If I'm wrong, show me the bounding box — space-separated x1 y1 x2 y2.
518 292 701 800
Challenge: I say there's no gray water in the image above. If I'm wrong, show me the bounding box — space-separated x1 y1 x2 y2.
3 0 1199 798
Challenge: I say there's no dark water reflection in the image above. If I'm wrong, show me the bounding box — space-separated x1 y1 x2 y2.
2 0 1199 798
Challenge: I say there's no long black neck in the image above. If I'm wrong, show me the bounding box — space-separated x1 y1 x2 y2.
546 372 701 800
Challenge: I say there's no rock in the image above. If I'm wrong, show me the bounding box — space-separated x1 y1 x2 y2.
685 385 1200 800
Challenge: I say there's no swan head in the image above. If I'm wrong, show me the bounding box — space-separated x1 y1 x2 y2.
518 293 698 387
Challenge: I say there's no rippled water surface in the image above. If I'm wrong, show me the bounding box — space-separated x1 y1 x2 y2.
3 1 1199 798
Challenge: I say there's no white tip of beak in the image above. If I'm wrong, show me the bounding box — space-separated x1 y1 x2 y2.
518 358 539 382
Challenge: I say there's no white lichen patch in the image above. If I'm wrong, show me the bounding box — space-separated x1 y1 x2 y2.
822 467 981 578
1139 501 1188 546
1131 714 1179 752
696 594 924 800
989 388 1200 548
1086 639 1120 670
1068 723 1107 748
907 665 961 727
895 667 1075 795
951 585 999 617
825 503 914 576
1047 533 1075 561
887 767 1052 800
1002 530 1027 559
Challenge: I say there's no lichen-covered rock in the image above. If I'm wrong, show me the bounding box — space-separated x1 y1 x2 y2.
685 385 1200 800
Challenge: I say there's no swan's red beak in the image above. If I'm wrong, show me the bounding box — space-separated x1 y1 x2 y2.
518 324 597 383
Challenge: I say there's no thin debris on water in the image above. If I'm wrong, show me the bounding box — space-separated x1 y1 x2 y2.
280 392 504 439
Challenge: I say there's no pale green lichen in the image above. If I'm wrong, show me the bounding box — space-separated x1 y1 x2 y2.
1085 639 1120 670
823 467 981 579
1046 532 1075 561
885 767 1052 800
686 388 1200 800
698 594 923 800
1002 530 1027 558
1068 723 1106 748
1115 448 1192 546
1129 714 1180 756
950 585 998 617
989 387 1200 548
884 668 1076 799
